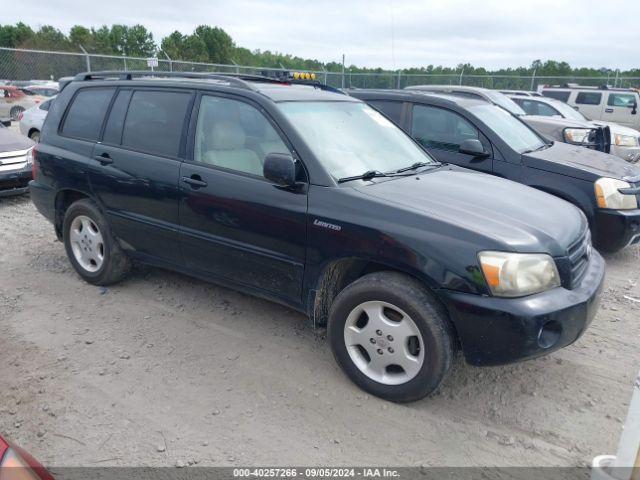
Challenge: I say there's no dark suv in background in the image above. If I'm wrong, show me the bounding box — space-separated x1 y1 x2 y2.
29 71 603 402
350 89 640 252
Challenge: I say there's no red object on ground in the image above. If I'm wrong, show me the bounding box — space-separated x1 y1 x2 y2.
0 433 54 480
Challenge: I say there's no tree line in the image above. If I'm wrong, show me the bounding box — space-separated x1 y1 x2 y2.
1 22 638 79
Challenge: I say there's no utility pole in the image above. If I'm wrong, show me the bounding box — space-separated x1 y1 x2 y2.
530 67 537 91
341 54 345 89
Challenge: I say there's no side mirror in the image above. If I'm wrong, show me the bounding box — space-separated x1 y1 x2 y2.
459 138 489 157
631 101 637 115
264 153 297 187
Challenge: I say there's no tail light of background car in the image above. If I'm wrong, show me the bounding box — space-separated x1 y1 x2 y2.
27 145 37 180
17 111 23 122
0 434 54 480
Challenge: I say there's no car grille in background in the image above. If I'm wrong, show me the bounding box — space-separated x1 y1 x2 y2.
565 229 591 288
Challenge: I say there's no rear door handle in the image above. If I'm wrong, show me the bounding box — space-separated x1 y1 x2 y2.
181 175 208 188
94 153 113 165
605 108 614 113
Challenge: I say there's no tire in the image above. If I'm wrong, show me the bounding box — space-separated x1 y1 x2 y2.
9 106 24 121
29 130 40 142
63 199 131 286
328 271 454 402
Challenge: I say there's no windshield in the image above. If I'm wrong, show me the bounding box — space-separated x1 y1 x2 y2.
484 90 527 116
470 103 547 153
278 101 436 180
547 100 589 121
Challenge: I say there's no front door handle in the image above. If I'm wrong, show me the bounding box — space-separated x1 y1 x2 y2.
605 108 614 113
181 175 208 188
94 152 113 165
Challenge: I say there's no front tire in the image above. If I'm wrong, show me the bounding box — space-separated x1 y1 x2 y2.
328 272 454 402
63 199 131 286
29 130 40 142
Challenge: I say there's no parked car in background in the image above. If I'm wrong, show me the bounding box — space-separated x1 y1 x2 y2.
508 94 640 163
0 120 34 196
29 71 604 402
19 97 54 142
0 85 44 120
350 88 640 252
0 433 54 480
26 83 59 97
405 85 611 153
500 89 543 97
540 85 640 130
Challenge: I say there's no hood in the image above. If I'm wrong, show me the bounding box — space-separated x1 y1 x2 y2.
523 141 640 181
588 119 640 137
354 166 585 256
0 127 34 152
524 115 593 129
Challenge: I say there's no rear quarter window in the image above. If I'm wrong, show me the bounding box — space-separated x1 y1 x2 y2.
367 100 404 125
121 90 192 158
61 88 115 141
542 91 570 102
575 92 602 105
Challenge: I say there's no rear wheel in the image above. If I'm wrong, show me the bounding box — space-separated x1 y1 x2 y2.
328 272 454 402
9 106 24 121
63 199 131 285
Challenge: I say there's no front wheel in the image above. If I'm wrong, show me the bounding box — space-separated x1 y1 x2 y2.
328 272 454 402
29 130 40 142
63 199 131 286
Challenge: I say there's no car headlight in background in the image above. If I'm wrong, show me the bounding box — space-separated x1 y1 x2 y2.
594 177 638 210
478 251 561 297
563 128 595 145
25 147 33 165
613 133 639 147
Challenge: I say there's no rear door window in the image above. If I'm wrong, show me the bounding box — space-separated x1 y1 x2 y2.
121 90 192 158
575 92 602 105
542 91 570 102
61 88 115 141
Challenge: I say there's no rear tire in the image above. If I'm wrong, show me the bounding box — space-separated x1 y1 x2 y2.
29 130 40 142
328 271 454 402
63 199 131 286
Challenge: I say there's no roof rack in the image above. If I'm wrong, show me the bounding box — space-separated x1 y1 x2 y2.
71 70 345 95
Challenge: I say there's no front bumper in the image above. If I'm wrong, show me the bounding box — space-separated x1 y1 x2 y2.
0 163 31 197
610 144 640 164
594 208 640 252
440 250 605 366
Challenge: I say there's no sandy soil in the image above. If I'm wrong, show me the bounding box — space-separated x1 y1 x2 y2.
1 194 639 468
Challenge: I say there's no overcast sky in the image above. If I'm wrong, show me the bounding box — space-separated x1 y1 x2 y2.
6 0 639 70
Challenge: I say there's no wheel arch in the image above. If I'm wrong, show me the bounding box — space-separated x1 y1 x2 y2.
54 189 92 240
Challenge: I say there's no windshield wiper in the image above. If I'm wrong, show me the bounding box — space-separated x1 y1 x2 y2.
522 143 550 154
338 170 388 183
396 161 436 173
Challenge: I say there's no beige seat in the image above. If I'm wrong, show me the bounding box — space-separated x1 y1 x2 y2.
202 121 263 176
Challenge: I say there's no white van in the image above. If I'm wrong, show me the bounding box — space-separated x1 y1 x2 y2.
540 85 640 130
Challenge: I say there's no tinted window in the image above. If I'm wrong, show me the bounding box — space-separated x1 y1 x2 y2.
103 90 132 145
121 90 191 157
62 88 114 141
542 91 570 102
575 92 602 105
608 93 636 107
194 96 290 177
526 100 560 117
412 105 479 151
368 101 404 124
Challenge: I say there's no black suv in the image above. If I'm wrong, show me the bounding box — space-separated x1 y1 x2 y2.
30 72 604 402
350 89 640 253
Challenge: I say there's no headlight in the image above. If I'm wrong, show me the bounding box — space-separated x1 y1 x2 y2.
564 128 595 145
25 147 33 165
594 177 638 210
478 251 560 297
614 134 639 147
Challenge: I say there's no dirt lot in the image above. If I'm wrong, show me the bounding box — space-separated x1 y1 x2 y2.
0 193 639 468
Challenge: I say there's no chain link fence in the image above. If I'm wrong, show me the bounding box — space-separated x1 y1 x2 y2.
2 47 639 91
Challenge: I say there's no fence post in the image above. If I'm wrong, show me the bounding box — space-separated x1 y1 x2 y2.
397 70 401 89
459 67 464 86
341 54 345 89
78 44 90 72
162 50 173 72
530 68 537 91
122 52 127 71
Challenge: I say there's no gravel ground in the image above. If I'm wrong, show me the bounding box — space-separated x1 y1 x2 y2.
0 193 639 468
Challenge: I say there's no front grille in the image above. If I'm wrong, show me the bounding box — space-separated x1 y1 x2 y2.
565 229 591 288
